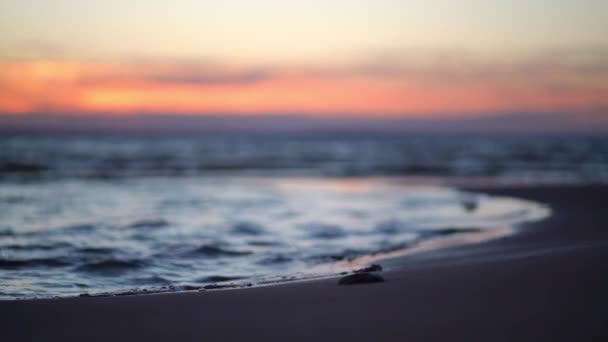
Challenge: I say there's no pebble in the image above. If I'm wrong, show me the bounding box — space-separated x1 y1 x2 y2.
338 273 384 285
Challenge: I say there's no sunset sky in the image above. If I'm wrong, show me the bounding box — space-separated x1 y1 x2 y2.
0 1 607 124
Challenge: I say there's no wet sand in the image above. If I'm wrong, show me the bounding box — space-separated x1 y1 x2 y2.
2 185 608 341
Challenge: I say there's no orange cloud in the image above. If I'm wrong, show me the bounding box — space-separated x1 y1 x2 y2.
1 57 607 117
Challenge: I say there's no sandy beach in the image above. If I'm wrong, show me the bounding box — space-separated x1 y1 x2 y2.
2 184 607 341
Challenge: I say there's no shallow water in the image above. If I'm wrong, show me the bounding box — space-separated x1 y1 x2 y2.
0 176 549 299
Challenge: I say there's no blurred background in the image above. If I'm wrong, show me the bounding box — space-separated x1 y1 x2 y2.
1 0 607 132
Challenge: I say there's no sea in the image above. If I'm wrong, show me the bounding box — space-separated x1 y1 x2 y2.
1 134 606 299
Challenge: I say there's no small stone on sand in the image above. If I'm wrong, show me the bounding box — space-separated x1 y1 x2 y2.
338 273 384 285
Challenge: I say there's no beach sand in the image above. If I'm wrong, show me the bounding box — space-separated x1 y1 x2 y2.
2 185 607 341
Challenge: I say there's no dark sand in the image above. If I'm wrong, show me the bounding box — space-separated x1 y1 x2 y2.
2 185 608 341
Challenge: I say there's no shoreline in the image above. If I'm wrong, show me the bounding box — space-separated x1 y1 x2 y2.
2 185 608 341
0 178 548 301
0 224 518 301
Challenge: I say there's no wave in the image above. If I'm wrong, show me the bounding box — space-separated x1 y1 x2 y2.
0 177 550 299
186 245 254 258
0 257 72 269
75 259 145 275
1 135 607 182
125 219 170 229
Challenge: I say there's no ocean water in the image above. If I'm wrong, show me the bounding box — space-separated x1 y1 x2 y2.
1 134 605 299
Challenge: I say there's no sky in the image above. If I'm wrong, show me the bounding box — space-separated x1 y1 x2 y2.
0 0 607 127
